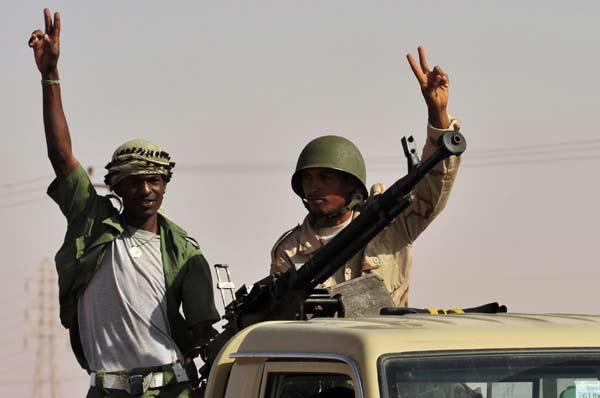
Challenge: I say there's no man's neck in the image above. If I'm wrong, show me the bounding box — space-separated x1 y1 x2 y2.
311 209 353 228
123 213 159 234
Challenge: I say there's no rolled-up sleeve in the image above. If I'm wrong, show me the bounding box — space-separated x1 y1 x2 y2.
47 163 99 226
390 117 462 243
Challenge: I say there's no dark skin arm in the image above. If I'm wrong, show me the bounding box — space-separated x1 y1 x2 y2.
406 46 451 129
28 8 78 179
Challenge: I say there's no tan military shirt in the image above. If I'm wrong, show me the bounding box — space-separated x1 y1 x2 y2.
270 118 462 307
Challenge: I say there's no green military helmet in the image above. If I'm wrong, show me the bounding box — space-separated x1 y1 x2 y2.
292 135 368 199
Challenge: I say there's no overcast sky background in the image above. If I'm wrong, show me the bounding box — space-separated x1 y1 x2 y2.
1 1 599 395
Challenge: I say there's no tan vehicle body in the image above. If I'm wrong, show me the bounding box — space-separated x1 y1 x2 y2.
204 314 600 398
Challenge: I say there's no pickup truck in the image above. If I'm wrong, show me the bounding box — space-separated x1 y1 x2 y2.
203 313 600 398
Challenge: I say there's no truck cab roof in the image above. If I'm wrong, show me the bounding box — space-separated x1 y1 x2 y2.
236 313 600 354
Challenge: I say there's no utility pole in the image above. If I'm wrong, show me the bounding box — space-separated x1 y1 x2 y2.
25 258 63 398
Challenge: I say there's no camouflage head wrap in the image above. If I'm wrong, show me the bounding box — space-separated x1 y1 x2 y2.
104 139 175 187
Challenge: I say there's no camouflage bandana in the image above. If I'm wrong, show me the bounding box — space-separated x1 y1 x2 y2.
104 139 175 187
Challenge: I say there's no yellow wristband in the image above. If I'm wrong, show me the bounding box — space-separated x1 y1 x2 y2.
41 79 60 86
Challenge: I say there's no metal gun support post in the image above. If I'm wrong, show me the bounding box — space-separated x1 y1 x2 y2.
214 264 236 308
401 135 420 172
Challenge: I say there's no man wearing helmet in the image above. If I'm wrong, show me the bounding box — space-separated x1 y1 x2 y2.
29 9 219 397
271 46 461 306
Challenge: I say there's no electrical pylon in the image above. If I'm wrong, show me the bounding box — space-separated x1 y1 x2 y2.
25 258 63 398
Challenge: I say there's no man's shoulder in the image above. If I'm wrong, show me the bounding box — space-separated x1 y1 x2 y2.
271 217 314 255
49 163 122 231
160 215 203 255
160 214 188 236
183 235 201 251
273 224 302 250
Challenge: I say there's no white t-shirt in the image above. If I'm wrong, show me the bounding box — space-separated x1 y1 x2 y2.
78 226 183 371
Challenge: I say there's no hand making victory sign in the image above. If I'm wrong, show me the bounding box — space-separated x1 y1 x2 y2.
28 8 61 80
407 46 451 130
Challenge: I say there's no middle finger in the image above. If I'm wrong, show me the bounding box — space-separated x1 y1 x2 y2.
418 46 430 73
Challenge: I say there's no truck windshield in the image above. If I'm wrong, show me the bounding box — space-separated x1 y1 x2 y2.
379 350 600 398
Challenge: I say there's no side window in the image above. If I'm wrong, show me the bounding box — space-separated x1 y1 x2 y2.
261 362 356 398
266 372 354 398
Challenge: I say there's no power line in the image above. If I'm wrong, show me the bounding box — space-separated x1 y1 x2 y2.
3 137 600 182
467 137 600 154
0 149 593 210
0 196 46 210
176 151 600 174
0 176 50 190
174 140 600 173
462 153 600 168
0 149 595 210
465 145 600 159
369 152 600 170
0 185 44 198
369 142 600 162
1 138 598 208
177 160 294 175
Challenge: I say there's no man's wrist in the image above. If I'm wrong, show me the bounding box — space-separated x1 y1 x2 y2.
41 69 59 81
42 79 60 86
427 108 450 129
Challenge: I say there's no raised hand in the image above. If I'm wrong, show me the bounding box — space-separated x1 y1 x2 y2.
29 8 77 178
28 8 61 78
407 46 450 129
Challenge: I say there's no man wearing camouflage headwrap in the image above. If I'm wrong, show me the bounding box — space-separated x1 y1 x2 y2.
29 9 219 398
105 139 176 187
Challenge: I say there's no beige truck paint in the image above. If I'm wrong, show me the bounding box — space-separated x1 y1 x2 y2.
204 313 600 398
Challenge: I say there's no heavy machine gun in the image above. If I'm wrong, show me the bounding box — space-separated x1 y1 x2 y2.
196 131 467 385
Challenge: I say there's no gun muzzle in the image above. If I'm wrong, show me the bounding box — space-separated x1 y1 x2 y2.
440 131 466 157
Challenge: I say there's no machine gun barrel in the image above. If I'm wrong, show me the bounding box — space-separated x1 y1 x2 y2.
295 131 465 289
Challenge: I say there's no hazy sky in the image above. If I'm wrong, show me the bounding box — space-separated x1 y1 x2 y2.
2 1 600 395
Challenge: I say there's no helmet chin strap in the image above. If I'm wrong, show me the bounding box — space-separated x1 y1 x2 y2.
304 192 365 229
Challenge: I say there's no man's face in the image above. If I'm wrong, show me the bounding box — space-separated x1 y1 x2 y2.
301 168 356 217
113 174 166 221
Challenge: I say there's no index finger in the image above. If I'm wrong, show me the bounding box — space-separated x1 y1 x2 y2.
406 53 426 86
44 8 52 34
52 11 61 41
